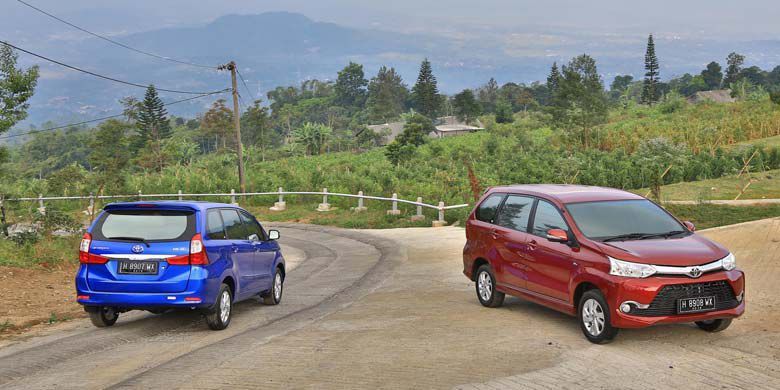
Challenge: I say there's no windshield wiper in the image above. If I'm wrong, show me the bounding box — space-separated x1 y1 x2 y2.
602 233 653 242
639 230 689 240
107 236 150 247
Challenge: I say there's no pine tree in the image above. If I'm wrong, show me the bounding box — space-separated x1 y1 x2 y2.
411 58 441 119
366 66 408 123
724 52 745 87
547 62 561 93
641 34 661 105
136 85 171 148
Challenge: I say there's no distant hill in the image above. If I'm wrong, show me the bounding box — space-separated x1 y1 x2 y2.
12 11 780 128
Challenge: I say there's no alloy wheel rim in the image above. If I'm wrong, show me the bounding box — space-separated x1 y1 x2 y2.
478 271 492 301
274 273 282 301
220 290 231 324
582 298 605 336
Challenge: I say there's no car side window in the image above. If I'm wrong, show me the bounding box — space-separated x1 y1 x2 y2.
206 210 226 240
495 195 534 232
239 210 265 240
220 209 246 240
531 200 569 236
475 194 504 223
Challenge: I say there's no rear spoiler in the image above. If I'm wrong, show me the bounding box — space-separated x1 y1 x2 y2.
103 202 198 212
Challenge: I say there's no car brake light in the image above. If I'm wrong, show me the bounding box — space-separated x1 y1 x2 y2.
78 233 109 264
77 295 90 300
189 233 209 265
167 234 209 265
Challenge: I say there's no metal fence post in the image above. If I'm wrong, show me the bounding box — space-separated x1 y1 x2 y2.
270 186 286 211
355 191 367 212
37 194 46 216
317 188 331 211
432 201 446 227
387 193 401 215
178 190 183 201
230 189 237 205
411 197 425 221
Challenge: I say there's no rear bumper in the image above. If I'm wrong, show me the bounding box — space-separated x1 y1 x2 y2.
75 265 218 310
607 269 745 328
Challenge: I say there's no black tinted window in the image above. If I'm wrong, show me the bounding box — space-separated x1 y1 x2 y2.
531 201 568 236
220 209 246 240
95 210 195 241
566 200 684 240
239 211 263 240
496 196 534 232
476 194 504 223
206 210 226 240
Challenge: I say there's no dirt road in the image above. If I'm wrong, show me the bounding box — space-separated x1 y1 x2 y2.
0 219 778 389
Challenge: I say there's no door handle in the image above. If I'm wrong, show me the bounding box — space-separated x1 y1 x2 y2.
527 240 538 251
490 229 499 240
231 245 239 253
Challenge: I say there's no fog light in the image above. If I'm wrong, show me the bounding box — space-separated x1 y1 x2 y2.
620 303 632 313
736 291 744 302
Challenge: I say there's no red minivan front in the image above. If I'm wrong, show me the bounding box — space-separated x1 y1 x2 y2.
463 184 745 344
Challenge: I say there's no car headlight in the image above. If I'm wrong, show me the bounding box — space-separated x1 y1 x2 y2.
721 253 736 271
609 257 657 278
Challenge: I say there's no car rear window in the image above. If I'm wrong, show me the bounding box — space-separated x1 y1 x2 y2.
93 209 196 242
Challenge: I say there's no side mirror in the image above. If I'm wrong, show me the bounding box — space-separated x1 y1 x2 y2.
546 229 569 243
683 221 695 232
247 233 260 242
268 230 280 240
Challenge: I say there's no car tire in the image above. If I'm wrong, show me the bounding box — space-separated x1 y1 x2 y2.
475 264 505 308
262 268 284 305
205 284 233 330
89 306 119 327
578 289 619 344
695 318 732 332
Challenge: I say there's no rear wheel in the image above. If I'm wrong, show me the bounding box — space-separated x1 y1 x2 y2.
205 284 232 330
89 306 119 328
695 318 732 332
262 268 284 305
475 264 504 308
578 290 618 344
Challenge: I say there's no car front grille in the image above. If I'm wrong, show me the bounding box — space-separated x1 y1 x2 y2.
630 280 739 317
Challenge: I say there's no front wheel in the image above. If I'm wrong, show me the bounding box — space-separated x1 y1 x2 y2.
695 318 732 332
89 306 119 327
578 290 618 344
205 284 233 330
262 269 284 305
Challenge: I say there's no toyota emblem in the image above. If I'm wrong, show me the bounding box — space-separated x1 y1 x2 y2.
131 244 145 254
688 267 702 278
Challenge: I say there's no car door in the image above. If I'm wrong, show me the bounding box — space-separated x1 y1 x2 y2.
524 199 576 302
239 210 276 291
492 195 536 291
220 208 257 298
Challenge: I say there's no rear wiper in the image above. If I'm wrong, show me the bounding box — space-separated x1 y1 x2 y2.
107 236 151 247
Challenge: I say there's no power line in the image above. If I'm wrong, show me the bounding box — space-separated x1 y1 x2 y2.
0 40 226 95
236 69 256 104
15 0 217 69
0 89 229 140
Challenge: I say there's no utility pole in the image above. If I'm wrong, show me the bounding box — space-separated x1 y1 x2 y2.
218 61 246 194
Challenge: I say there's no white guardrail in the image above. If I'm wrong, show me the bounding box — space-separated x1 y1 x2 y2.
0 188 470 227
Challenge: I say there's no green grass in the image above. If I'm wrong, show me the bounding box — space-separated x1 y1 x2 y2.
632 169 780 201
731 135 780 150
665 204 780 230
0 235 79 268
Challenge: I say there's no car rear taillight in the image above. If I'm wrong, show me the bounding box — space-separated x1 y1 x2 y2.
79 233 109 264
189 233 209 265
167 233 209 265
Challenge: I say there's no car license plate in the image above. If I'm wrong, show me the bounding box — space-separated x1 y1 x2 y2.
118 260 159 275
678 296 716 314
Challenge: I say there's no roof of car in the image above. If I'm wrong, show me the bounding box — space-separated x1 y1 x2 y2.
103 200 240 211
487 184 645 204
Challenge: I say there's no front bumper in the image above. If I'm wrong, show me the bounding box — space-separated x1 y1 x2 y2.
607 269 745 328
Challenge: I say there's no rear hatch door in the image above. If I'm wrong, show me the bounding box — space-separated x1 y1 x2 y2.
86 206 196 293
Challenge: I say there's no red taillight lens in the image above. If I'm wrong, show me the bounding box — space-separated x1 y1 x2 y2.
189 233 209 265
79 233 109 264
167 254 189 265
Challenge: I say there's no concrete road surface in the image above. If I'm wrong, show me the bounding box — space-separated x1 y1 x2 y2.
0 219 778 389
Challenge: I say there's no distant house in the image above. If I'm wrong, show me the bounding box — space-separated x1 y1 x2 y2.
366 116 484 144
431 116 485 138
689 89 736 104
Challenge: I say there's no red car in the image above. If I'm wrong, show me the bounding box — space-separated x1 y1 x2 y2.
463 185 745 343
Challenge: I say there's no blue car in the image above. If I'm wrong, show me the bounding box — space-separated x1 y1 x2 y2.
75 201 285 330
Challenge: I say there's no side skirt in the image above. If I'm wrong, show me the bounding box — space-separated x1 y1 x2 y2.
497 284 576 316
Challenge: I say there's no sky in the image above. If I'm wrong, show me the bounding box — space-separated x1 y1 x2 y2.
2 0 779 42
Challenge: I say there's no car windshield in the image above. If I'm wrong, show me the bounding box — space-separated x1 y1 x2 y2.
565 199 685 241
94 209 195 242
